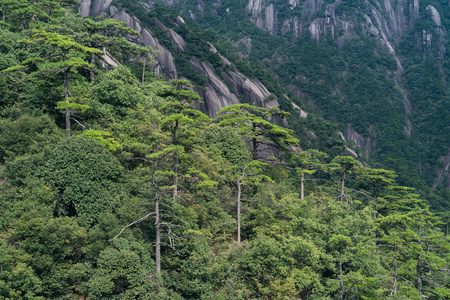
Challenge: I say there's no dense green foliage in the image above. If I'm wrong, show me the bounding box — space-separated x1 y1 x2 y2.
156 0 450 211
0 1 448 299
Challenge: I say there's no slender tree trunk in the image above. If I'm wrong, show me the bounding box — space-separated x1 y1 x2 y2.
154 175 161 274
90 53 95 82
172 120 179 202
142 59 146 87
417 255 422 297
173 151 178 202
62 51 70 137
237 167 245 244
300 172 304 200
340 172 346 202
2 4 5 26
417 223 422 297
392 245 398 298
102 47 106 69
339 251 344 300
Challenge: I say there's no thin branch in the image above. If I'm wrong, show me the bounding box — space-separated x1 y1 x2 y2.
422 289 444 299
160 223 186 229
322 186 375 200
70 117 89 130
115 212 156 238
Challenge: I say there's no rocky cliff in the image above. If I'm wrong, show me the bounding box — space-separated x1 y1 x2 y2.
160 0 450 188
79 0 286 119
79 0 449 190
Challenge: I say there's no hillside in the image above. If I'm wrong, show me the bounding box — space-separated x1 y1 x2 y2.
0 0 448 299
83 0 450 206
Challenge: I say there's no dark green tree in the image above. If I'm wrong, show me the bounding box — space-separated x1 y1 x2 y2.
73 17 149 82
294 149 328 200
41 136 124 227
112 107 214 274
329 156 362 203
216 104 299 160
159 79 207 202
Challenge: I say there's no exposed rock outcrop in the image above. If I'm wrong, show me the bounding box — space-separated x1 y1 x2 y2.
189 57 240 117
90 0 112 19
79 0 91 18
346 124 375 159
188 55 287 122
433 149 450 190
79 0 287 123
151 17 187 53
222 71 288 127
337 131 359 159
424 6 446 66
246 0 278 34
140 28 178 80
81 0 178 80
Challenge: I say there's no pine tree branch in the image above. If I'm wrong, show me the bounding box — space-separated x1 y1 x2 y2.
114 212 157 238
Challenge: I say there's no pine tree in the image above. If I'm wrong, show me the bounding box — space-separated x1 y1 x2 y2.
294 149 328 200
6 29 101 135
329 156 362 203
216 104 299 160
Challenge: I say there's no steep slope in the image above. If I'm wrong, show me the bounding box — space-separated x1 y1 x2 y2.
79 0 290 120
156 0 449 196
79 0 449 206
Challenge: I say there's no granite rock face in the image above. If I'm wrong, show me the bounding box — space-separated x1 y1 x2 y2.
189 57 240 118
433 149 450 190
79 0 286 122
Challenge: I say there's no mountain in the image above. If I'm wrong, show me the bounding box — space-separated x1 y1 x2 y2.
81 0 449 201
1 2 449 298
163 0 450 189
79 0 291 122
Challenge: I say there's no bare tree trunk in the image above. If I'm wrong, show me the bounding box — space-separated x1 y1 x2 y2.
340 172 346 202
62 51 70 137
102 47 106 69
392 245 398 298
237 167 245 244
417 255 422 297
142 59 146 87
300 172 304 200
173 151 178 202
2 4 5 26
90 53 95 82
172 121 179 202
339 251 344 300
417 224 422 297
154 175 161 274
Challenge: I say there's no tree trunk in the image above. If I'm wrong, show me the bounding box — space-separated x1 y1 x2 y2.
237 167 245 244
173 151 178 202
172 120 179 202
2 4 5 26
154 175 161 274
62 51 70 137
339 251 344 300
417 224 422 297
417 255 422 297
392 245 398 298
340 172 346 202
142 59 146 87
300 172 304 200
90 53 95 82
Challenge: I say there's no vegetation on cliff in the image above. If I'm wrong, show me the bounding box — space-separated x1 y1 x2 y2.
0 1 448 299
